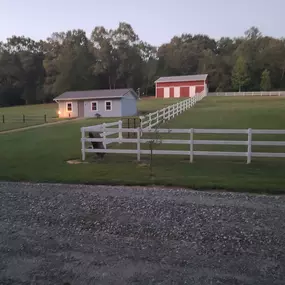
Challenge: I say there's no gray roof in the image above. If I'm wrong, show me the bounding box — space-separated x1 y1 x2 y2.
155 74 208 83
54 88 137 101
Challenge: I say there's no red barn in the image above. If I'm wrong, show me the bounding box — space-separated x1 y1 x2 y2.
155 74 208 98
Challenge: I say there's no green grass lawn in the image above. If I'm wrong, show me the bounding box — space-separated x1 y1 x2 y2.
0 96 285 194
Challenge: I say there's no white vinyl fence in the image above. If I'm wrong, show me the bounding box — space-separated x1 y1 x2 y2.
209 91 285 97
81 91 207 148
81 126 285 164
139 91 206 130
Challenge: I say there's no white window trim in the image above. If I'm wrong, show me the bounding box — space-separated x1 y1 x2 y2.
66 102 73 112
105 100 112 111
91 101 98 111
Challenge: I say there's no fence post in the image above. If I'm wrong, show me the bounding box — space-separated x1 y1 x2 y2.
133 118 136 137
247 128 252 164
102 123 106 149
190 128 194 163
148 113 151 129
23 114 25 123
44 114 47 123
2 114 4 123
118 120 123 144
156 111 159 125
139 116 143 136
127 118 130 138
81 128 86 161
163 108 166 123
137 128 141 161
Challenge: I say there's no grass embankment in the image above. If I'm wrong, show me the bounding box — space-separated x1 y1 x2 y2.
0 96 285 193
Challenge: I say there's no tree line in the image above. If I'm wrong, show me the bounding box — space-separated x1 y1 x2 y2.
0 23 284 106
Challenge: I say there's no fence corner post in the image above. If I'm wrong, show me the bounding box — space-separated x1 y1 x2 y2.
247 128 252 164
81 127 86 161
190 128 194 163
137 128 141 162
118 120 123 144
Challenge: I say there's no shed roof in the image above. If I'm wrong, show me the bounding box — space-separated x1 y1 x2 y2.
54 88 137 101
155 74 208 83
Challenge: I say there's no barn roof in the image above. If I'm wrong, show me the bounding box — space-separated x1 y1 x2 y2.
155 74 208 83
54 88 138 101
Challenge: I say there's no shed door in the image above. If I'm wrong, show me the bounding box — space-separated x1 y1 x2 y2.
174 87 180 98
164 87 170 98
189 86 196 97
78 101 84 117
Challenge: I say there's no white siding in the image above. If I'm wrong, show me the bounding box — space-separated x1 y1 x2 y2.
174 87 180 98
84 99 122 118
164 87 170 98
121 92 138 116
190 86 196 97
58 101 78 118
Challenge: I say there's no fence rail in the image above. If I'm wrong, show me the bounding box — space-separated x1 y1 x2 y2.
208 91 285 97
0 114 56 124
81 124 285 163
81 126 285 164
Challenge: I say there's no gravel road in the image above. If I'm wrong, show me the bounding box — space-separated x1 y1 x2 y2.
0 182 285 285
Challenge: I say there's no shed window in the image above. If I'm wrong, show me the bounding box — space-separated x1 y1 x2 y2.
91 101 98 111
66 102 72 112
105 101 112 111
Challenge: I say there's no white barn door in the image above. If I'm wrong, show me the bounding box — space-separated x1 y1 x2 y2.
189 86 196 97
164 87 170 98
174 87 180 98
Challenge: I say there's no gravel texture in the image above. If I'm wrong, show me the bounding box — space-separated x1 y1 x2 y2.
0 182 285 285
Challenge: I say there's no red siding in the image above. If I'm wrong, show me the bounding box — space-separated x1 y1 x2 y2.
156 80 205 88
156 80 207 98
156 87 164 98
180 87 190 97
196 86 204 93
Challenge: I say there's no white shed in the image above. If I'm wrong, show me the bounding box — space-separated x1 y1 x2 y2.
54 88 138 118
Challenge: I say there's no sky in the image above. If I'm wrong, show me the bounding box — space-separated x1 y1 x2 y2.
0 0 284 46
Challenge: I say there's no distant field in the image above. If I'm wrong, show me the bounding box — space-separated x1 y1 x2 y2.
0 103 59 131
0 98 182 132
1 96 285 193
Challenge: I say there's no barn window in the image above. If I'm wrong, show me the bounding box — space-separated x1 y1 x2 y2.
91 101 98 111
66 102 72 112
105 101 112 111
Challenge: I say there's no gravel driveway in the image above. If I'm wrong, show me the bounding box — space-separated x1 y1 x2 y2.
0 182 285 285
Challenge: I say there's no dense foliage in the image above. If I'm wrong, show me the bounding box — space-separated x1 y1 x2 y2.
1 24 285 106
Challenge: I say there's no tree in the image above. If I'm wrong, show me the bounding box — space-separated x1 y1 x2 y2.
260 69 271 91
232 56 250 91
1 36 45 104
2 24 285 107
44 30 96 97
245 26 262 40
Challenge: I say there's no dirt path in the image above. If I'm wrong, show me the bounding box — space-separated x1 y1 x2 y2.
1 182 285 284
0 118 83 135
